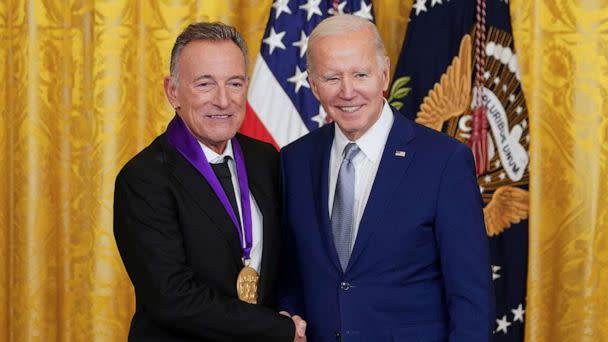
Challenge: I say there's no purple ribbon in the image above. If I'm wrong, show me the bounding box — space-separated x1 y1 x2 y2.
165 115 253 261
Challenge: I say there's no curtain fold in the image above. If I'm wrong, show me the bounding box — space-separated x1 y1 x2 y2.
511 1 608 341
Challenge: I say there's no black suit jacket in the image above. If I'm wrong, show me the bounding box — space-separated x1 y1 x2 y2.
114 133 294 341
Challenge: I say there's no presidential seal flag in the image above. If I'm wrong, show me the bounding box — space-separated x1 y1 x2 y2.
391 1 530 341
241 0 375 148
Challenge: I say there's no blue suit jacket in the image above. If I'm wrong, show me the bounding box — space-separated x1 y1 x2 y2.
278 109 494 342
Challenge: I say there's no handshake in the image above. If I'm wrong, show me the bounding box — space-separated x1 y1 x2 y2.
279 311 307 342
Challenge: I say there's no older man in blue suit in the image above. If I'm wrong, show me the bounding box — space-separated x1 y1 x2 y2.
278 15 494 342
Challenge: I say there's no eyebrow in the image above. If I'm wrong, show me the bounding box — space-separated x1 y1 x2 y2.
192 74 246 83
193 75 212 83
320 72 338 78
227 75 247 82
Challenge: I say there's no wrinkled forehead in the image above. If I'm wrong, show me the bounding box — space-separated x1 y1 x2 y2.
175 40 247 75
308 30 383 73
176 40 247 76
309 26 373 54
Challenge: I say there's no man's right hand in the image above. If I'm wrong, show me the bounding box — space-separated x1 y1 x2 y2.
279 311 307 341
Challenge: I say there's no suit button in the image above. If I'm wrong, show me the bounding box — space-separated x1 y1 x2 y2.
340 281 350 290
334 331 341 341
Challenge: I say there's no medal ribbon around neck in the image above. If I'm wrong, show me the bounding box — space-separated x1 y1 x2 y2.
166 115 253 262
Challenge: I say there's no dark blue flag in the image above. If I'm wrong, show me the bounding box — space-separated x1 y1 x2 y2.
391 1 530 340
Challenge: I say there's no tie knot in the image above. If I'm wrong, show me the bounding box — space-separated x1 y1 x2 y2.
211 156 232 179
343 143 359 162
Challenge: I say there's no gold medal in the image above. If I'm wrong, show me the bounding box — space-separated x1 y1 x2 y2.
236 265 259 304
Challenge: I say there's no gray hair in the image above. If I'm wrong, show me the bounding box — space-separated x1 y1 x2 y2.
169 22 249 79
306 14 387 74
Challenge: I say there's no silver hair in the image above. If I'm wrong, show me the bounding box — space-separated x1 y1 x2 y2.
169 22 248 80
306 14 387 74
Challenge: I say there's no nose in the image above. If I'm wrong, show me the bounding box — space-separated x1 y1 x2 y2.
339 77 355 99
214 85 230 108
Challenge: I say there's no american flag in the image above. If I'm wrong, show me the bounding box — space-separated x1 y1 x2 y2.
241 0 374 148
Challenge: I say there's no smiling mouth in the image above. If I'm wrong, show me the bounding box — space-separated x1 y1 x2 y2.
207 114 232 119
338 105 363 113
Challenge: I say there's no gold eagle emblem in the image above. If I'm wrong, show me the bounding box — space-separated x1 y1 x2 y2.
412 33 531 237
484 186 529 236
415 34 472 131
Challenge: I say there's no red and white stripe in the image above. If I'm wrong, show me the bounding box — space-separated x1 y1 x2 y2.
241 55 309 149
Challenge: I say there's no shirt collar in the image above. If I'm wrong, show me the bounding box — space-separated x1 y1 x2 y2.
200 139 235 164
333 100 394 163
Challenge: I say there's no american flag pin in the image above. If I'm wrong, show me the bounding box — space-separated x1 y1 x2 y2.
395 151 406 157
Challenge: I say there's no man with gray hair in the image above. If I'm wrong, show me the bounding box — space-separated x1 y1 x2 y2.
114 22 306 341
279 14 494 341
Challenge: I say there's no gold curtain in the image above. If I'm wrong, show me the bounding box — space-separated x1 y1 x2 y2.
0 1 409 340
510 1 608 341
4 0 608 341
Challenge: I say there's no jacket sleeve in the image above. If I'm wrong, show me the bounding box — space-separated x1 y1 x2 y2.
113 167 295 341
434 143 495 342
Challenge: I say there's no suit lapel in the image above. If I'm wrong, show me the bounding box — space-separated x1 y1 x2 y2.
310 125 343 273
347 111 417 271
162 137 243 268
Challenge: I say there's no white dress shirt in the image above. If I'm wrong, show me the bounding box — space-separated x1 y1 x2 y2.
328 101 394 250
200 140 263 273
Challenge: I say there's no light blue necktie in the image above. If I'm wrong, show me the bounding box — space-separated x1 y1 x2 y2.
331 142 360 271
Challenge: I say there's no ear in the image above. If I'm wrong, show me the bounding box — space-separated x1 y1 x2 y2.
164 76 179 110
382 56 390 92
